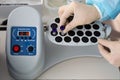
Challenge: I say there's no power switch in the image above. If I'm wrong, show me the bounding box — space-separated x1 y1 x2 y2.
13 45 20 53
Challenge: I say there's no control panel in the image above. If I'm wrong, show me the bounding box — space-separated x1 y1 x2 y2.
11 27 37 56
6 6 44 79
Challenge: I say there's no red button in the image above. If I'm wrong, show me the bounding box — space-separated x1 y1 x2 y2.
13 45 20 53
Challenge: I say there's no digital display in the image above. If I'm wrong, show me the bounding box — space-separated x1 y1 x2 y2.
19 32 30 36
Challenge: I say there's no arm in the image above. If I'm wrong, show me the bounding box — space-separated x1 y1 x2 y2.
86 0 120 21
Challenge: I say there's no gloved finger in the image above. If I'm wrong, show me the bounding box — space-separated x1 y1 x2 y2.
98 39 113 48
60 6 74 26
98 44 111 61
58 5 67 18
63 19 78 33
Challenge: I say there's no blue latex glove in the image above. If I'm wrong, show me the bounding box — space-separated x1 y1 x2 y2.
86 0 120 21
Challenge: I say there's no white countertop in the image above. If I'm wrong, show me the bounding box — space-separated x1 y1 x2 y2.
0 31 120 80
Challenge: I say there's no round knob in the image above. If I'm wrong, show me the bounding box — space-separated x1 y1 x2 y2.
28 46 34 52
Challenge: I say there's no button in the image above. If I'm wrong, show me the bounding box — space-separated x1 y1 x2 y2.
51 31 58 36
68 30 75 36
28 46 34 52
84 24 91 29
51 23 58 29
90 37 97 43
64 36 71 43
13 45 20 53
29 37 32 39
93 24 99 30
55 36 62 42
82 37 89 43
76 25 83 29
85 31 92 36
55 18 60 23
73 37 80 43
94 31 101 37
21 37 24 39
77 31 84 36
16 37 19 39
